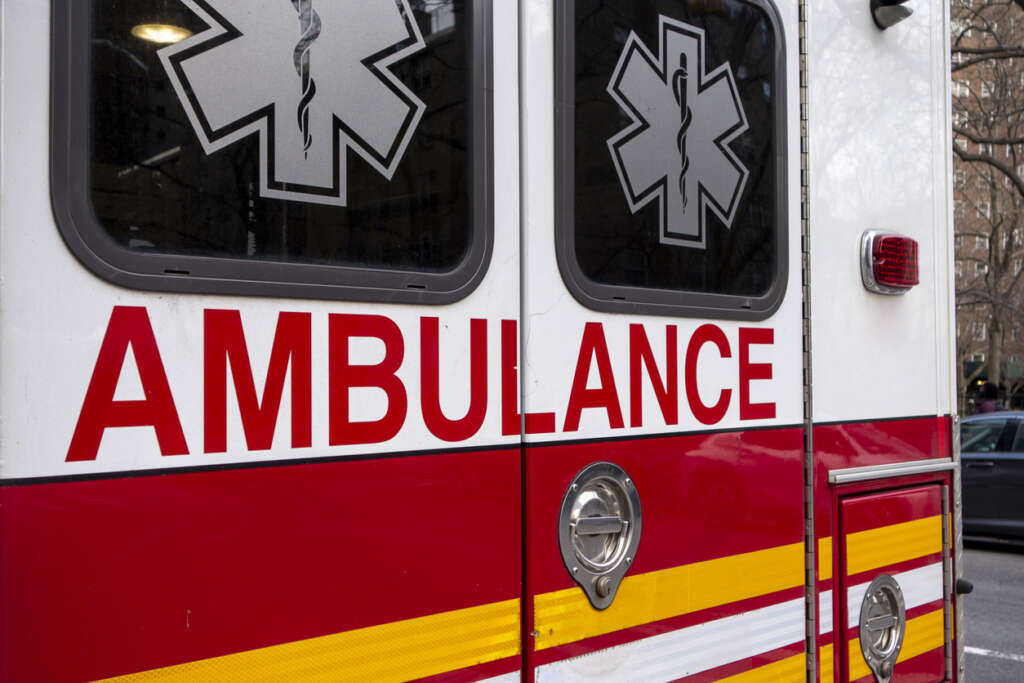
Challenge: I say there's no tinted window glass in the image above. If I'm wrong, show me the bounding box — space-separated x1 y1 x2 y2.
962 420 1006 453
1009 422 1024 452
91 0 469 271
53 0 490 302
558 0 785 317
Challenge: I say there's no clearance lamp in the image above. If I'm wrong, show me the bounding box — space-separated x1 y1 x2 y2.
861 230 920 295
131 23 192 44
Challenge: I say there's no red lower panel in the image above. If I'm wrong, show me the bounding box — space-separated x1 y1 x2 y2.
813 416 953 682
814 417 951 476
527 428 805 594
525 428 805 675
0 448 521 682
815 416 951 546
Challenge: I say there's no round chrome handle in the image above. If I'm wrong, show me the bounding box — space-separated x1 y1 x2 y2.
558 462 642 610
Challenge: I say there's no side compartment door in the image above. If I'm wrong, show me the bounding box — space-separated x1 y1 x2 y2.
837 487 948 683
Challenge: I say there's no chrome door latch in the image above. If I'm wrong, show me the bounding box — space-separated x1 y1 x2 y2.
558 462 642 610
859 574 907 683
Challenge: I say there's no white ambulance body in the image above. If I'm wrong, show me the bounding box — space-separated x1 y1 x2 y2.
0 0 958 681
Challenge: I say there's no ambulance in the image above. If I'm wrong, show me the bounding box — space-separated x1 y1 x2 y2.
0 0 961 681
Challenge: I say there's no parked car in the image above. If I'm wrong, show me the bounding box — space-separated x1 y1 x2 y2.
961 411 1024 539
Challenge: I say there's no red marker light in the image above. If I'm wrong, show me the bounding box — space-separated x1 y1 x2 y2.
861 231 920 294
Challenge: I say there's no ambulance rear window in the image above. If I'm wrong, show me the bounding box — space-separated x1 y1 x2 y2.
555 0 787 319
52 1 491 303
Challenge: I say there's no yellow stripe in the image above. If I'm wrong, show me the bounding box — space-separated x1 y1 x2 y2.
717 653 806 682
819 643 834 682
534 542 804 650
847 608 944 681
818 536 833 581
99 598 520 682
845 516 942 576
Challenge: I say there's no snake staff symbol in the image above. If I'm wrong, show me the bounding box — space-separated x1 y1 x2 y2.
291 0 321 158
607 17 749 249
160 0 427 206
672 54 692 214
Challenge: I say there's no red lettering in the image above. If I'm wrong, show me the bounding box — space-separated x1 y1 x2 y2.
421 317 488 441
67 306 187 461
203 310 312 453
629 324 678 428
739 327 776 420
501 320 521 436
501 319 556 435
329 314 407 446
685 324 732 425
564 323 625 432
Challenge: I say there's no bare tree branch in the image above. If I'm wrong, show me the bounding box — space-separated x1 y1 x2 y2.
953 126 1024 146
953 50 1024 71
954 146 1024 198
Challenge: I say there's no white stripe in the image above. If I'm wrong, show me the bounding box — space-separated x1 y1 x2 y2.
816 562 944 635
479 673 522 683
534 599 804 683
965 646 1024 663
819 589 833 635
845 563 943 629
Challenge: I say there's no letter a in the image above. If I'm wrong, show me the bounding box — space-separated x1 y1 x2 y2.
67 307 188 461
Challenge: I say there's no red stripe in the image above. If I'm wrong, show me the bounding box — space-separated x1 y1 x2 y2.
533 586 806 667
673 642 805 682
414 656 520 683
0 448 521 682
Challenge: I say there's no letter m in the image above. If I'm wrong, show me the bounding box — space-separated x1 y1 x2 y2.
204 310 312 453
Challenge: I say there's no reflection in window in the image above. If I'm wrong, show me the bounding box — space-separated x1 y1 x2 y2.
571 0 781 299
90 0 471 273
418 0 457 33
962 421 1004 452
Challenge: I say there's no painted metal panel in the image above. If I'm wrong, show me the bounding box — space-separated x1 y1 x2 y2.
836 486 946 682
808 0 955 423
0 1 523 681
518 0 805 678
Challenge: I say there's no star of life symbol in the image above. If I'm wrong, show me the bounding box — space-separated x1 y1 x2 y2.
608 16 750 248
159 0 427 206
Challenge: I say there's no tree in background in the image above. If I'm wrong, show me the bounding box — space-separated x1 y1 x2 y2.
952 0 1024 411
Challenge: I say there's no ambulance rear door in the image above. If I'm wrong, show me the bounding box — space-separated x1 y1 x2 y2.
519 1 807 680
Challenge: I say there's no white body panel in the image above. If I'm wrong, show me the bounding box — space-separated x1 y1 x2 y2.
0 0 523 481
0 1 956 681
519 0 804 442
808 0 955 422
